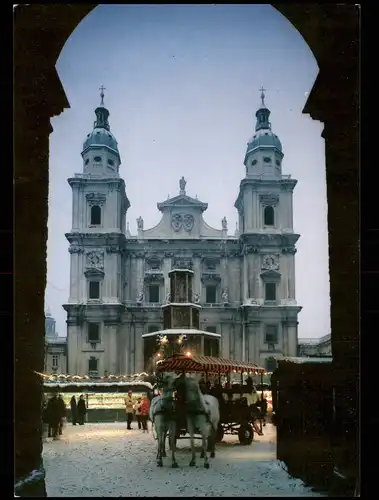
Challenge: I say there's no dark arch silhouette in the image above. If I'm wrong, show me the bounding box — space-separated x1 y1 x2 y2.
14 5 359 496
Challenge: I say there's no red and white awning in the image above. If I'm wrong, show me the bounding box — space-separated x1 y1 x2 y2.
156 354 265 374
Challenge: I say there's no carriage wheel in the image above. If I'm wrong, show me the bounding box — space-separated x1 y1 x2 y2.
216 424 224 443
238 424 253 445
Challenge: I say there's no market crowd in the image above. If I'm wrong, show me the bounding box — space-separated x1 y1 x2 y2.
42 394 87 440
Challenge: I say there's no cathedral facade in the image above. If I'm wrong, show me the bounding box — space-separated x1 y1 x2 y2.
63 89 302 376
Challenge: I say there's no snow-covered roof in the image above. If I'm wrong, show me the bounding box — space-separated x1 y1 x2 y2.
43 381 153 388
275 356 332 364
141 328 221 339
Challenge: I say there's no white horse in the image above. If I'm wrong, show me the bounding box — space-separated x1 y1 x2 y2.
149 373 178 468
180 376 220 468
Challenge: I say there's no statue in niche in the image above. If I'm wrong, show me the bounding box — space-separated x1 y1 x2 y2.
137 216 144 230
222 288 229 303
165 290 171 303
137 290 144 303
193 292 200 304
221 217 227 230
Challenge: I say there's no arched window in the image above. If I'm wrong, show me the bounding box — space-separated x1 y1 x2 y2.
264 206 274 226
90 205 101 225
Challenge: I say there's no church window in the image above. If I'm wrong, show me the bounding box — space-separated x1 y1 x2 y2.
264 206 274 226
52 354 59 369
88 357 98 373
88 323 100 343
206 285 217 303
108 159 114 166
276 159 280 166
265 324 278 344
251 159 257 166
265 282 276 301
89 281 100 299
266 357 277 373
263 156 272 163
149 284 160 303
85 158 89 165
90 205 101 225
94 156 102 162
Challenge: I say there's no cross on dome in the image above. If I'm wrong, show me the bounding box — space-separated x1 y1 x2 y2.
259 86 266 106
99 85 106 106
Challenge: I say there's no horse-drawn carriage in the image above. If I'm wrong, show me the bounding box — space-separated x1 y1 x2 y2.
155 353 266 447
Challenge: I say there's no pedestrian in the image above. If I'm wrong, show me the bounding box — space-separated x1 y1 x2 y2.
243 384 263 436
57 394 67 435
135 398 142 430
140 395 150 433
124 390 134 430
77 394 87 425
70 395 78 426
46 394 62 440
42 399 49 442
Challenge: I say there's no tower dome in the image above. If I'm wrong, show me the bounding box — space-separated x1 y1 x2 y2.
81 86 120 160
244 87 283 168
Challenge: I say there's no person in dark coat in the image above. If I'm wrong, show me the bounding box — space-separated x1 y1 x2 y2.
47 394 65 440
70 395 78 426
77 395 87 425
57 394 67 435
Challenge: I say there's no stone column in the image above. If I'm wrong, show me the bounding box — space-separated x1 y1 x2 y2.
104 321 118 375
287 250 296 300
252 191 257 229
67 320 80 375
134 322 144 373
282 321 289 355
243 253 248 302
164 252 174 298
71 184 79 230
287 322 299 357
193 253 201 299
247 320 260 364
136 253 145 300
222 322 230 358
279 251 288 302
80 251 87 302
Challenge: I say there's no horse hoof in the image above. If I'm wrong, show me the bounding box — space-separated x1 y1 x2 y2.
204 462 210 469
157 461 163 467
210 452 215 458
172 462 178 468
189 461 196 467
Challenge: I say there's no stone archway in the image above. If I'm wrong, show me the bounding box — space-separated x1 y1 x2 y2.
14 4 359 496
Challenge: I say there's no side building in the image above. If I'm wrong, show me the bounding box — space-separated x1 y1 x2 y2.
44 308 67 373
63 89 302 376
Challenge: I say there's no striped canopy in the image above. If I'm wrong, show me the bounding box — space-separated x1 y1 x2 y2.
156 354 265 374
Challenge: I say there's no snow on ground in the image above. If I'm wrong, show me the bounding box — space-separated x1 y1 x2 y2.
43 422 326 497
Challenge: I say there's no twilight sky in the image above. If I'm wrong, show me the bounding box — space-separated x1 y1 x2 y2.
46 4 330 339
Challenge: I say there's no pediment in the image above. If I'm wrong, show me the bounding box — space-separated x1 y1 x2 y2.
260 269 281 281
84 268 104 279
157 194 208 213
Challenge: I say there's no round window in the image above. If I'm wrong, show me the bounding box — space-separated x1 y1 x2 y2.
276 159 280 166
251 159 257 166
263 157 272 163
84 158 89 165
94 156 102 162
108 159 114 166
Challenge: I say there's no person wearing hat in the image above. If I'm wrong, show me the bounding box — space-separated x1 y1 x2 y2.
124 390 135 430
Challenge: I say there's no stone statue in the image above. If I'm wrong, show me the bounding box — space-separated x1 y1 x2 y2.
137 290 144 303
165 290 171 303
179 176 186 194
222 288 229 303
137 216 144 230
193 292 200 304
221 216 227 230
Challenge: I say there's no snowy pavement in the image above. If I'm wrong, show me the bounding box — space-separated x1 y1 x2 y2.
43 422 326 497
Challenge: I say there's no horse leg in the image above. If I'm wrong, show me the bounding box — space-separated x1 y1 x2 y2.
202 421 210 469
162 427 167 457
170 421 178 468
188 419 196 467
156 424 163 467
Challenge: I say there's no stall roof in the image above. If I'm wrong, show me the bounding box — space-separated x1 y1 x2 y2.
156 354 265 374
142 328 221 339
43 381 153 389
275 356 333 364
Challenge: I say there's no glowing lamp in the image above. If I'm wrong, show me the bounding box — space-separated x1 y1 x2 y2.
185 351 192 357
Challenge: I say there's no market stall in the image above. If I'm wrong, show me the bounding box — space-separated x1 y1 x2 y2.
41 374 153 423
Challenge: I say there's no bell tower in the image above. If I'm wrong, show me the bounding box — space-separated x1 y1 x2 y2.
234 88 302 367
